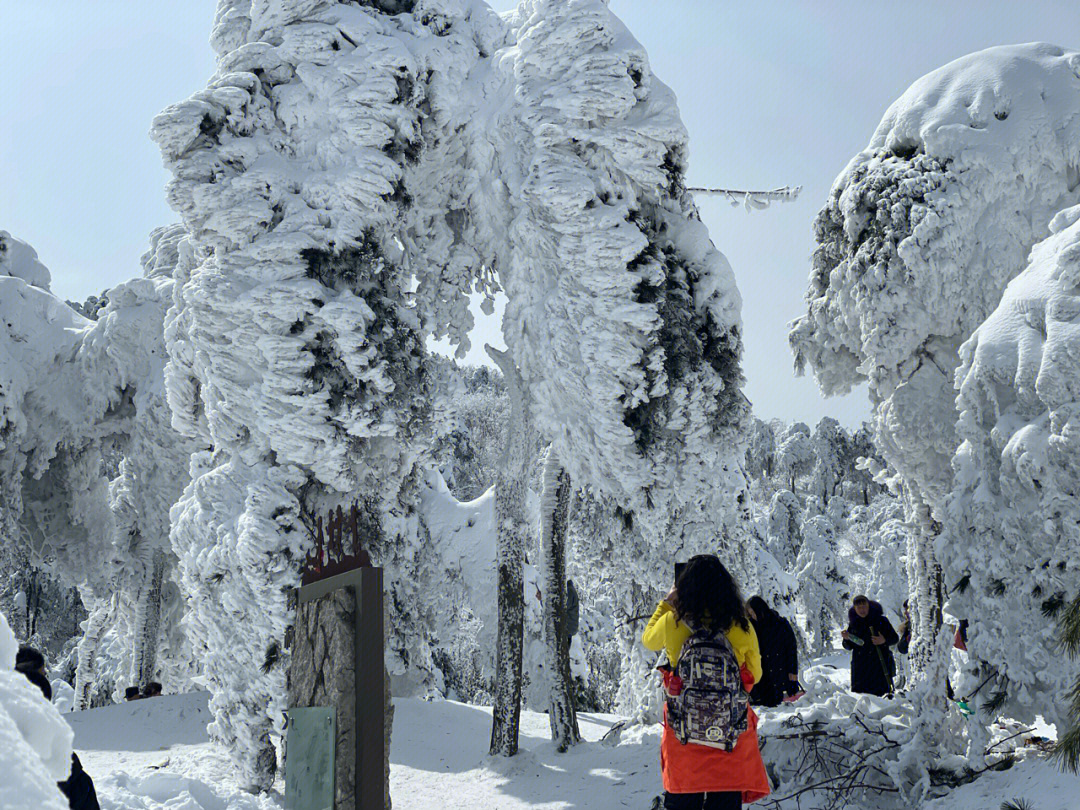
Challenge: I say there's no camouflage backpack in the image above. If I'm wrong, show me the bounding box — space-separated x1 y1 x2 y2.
665 621 748 750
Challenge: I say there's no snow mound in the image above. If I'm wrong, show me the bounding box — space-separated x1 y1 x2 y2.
0 230 51 289
0 610 72 810
68 691 212 753
922 757 1078 810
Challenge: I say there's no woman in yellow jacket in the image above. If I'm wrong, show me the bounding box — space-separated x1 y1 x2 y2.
642 555 771 809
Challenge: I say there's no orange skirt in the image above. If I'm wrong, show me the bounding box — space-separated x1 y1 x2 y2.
660 705 770 803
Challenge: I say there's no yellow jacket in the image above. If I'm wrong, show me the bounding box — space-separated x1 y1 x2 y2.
642 601 762 685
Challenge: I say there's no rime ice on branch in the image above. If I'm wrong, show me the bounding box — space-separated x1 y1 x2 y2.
946 205 1080 730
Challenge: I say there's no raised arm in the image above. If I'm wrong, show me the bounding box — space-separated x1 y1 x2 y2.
642 601 674 651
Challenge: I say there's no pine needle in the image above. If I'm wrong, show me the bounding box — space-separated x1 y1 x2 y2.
1041 591 1065 619
1059 593 1080 656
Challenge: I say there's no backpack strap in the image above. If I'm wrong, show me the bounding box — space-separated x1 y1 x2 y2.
683 616 719 639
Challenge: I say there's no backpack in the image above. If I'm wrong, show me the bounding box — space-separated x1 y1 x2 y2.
664 621 748 751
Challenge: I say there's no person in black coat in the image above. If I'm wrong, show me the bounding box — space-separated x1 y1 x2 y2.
841 595 899 697
896 600 911 655
17 665 101 810
746 595 800 707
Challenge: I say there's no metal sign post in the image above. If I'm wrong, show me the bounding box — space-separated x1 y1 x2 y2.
286 505 385 810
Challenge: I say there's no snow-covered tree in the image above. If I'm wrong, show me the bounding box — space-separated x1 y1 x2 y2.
789 42 1080 782
810 416 846 503
776 422 814 492
72 225 201 706
795 513 846 656
434 362 509 502
149 0 481 787
490 0 750 740
744 417 778 482
0 230 188 707
945 204 1080 730
485 347 536 757
845 423 884 505
766 489 802 569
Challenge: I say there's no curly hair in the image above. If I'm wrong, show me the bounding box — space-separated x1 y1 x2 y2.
674 554 748 632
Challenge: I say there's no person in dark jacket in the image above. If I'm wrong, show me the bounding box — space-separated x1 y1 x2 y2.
896 601 911 655
841 595 899 697
16 645 47 675
746 595 800 707
18 667 101 810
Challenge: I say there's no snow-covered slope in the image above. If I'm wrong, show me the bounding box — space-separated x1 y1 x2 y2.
64 685 1080 810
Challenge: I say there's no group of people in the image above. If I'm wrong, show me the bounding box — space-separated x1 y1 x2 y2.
638 557 937 810
125 681 163 701
14 646 101 810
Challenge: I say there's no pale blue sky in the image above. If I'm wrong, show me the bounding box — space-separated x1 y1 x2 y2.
4 2 1079 427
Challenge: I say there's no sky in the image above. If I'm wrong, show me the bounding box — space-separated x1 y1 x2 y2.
4 1 1080 428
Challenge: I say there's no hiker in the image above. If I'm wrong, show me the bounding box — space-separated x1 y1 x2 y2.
18 667 102 810
142 681 163 698
124 686 142 701
642 554 770 809
896 601 911 655
745 596 800 707
841 595 899 697
16 645 47 676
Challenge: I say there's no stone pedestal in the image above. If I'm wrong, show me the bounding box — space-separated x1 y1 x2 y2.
287 568 386 810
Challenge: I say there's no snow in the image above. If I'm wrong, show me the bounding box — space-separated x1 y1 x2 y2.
943 205 1080 729
922 758 1079 810
0 610 72 810
0 230 52 290
44 682 1079 810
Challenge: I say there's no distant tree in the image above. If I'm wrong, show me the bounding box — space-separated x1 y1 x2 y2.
811 417 848 504
845 424 884 505
777 423 814 492
766 489 802 570
795 514 846 656
745 418 778 481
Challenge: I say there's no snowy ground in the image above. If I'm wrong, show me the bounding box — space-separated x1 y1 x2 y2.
67 688 1079 810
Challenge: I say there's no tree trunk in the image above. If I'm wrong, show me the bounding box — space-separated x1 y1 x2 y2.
131 547 166 689
75 595 113 710
906 498 945 679
486 346 533 757
900 494 967 770
539 449 579 752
